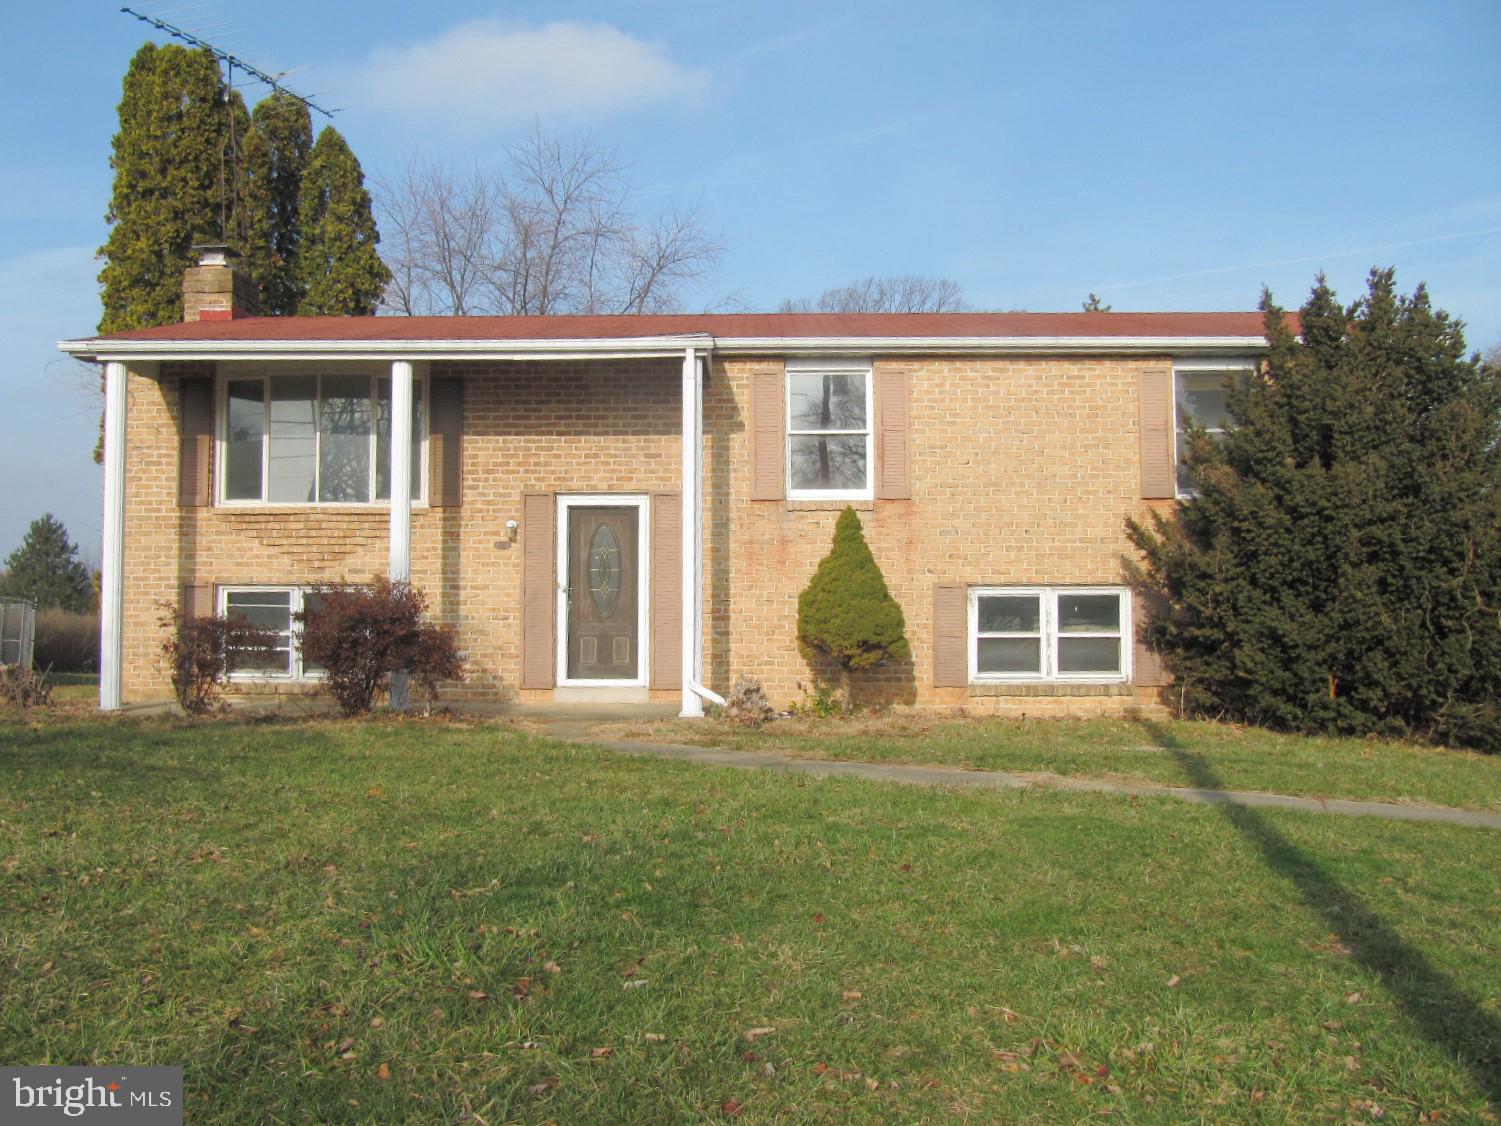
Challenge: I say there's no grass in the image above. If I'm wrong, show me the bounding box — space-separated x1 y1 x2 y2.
596 713 1501 813
2 710 1499 1122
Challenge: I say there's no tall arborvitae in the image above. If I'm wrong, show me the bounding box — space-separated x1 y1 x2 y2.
241 92 312 315
296 127 390 315
1129 269 1501 750
98 43 235 332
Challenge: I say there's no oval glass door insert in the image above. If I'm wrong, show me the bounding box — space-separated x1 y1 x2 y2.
588 523 622 617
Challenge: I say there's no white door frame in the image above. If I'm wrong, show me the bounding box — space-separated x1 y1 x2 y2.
556 494 650 688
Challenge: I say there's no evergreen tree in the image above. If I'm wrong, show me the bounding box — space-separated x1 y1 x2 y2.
296 127 390 315
0 516 95 614
241 92 312 315
797 507 910 711
1128 269 1501 750
98 43 240 333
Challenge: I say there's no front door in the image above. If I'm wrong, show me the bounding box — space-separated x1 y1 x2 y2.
565 505 640 681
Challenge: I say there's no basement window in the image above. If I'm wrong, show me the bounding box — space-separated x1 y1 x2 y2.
221 586 326 680
970 587 1130 683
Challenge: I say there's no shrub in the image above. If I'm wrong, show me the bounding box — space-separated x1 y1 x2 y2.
797 507 909 713
297 577 463 716
722 675 775 727
1128 271 1501 751
0 664 52 709
158 603 280 716
33 609 99 673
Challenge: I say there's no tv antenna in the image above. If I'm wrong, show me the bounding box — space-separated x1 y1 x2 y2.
120 6 336 119
120 6 337 243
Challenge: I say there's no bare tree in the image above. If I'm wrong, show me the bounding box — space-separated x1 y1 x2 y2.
778 275 968 314
375 124 723 317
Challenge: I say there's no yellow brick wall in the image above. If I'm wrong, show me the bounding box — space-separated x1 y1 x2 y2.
703 355 1172 716
121 354 1171 715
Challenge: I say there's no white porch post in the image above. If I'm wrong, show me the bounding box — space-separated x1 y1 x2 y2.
99 360 127 711
388 359 414 709
680 347 704 717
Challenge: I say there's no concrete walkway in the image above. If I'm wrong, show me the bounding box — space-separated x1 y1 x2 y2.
565 735 1501 831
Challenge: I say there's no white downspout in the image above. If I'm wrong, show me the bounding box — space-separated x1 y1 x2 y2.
388 359 414 710
680 347 706 717
689 350 723 708
99 360 127 711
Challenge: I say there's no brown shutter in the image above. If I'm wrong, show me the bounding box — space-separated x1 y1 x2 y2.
749 366 785 501
650 492 682 690
520 493 556 689
1133 590 1172 688
874 362 912 500
1139 366 1175 499
429 377 464 507
180 583 211 619
932 583 968 688
178 377 214 507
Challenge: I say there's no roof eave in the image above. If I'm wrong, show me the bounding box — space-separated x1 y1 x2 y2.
58 332 1269 363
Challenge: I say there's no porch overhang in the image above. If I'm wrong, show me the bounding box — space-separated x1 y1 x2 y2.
56 334 717 365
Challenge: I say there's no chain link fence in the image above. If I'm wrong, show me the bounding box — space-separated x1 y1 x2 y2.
1 598 36 668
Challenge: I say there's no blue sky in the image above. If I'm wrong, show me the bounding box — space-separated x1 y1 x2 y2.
3 0 1498 561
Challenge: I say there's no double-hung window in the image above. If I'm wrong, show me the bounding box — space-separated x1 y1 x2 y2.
1174 362 1252 496
970 587 1130 682
786 360 873 498
222 374 425 504
220 586 325 679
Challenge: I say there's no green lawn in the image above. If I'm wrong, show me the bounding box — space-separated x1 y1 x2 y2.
2 712 1499 1122
598 714 1501 813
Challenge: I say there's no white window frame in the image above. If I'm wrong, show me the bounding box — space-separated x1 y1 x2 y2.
785 358 874 500
215 370 430 507
219 585 327 681
969 586 1131 684
1173 358 1255 499
555 494 651 689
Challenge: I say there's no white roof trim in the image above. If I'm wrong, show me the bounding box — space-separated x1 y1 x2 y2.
713 335 1268 355
58 332 1267 363
57 334 715 363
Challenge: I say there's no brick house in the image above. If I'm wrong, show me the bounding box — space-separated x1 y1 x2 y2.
61 250 1268 716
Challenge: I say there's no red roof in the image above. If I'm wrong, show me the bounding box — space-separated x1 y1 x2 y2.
82 310 1276 343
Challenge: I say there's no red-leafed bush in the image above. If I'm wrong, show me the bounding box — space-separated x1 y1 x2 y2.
297 577 463 716
158 603 280 715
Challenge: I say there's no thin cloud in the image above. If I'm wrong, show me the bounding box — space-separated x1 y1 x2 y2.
335 19 708 129
1099 226 1501 292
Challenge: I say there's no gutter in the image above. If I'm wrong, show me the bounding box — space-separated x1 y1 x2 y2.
58 333 1270 364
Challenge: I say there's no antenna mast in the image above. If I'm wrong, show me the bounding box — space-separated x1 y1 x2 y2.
120 7 336 246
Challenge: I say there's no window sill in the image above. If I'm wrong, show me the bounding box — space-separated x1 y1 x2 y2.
784 499 875 512
969 682 1133 698
212 503 430 513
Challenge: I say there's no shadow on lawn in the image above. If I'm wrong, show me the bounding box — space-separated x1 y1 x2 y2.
1137 720 1500 1107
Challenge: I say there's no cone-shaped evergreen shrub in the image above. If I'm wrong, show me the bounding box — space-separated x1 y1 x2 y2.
797 507 909 710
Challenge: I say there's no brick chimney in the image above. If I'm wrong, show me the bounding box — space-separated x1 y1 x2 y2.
182 244 259 322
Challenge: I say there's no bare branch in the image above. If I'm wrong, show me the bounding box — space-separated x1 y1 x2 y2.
376 124 721 317
779 275 969 314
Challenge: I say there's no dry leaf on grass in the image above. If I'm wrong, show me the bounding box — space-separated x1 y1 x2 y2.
527 1077 559 1096
743 1027 777 1041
